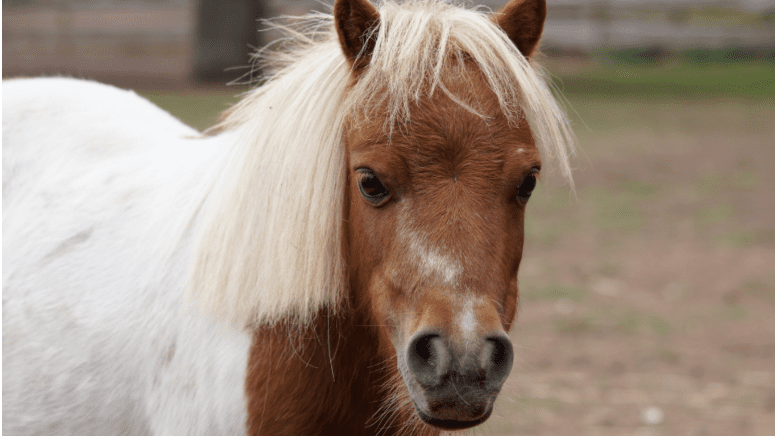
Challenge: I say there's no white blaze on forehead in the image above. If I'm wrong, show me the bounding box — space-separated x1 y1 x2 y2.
419 246 461 284
400 226 463 286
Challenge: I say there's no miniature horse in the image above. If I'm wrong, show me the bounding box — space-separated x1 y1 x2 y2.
2 0 573 434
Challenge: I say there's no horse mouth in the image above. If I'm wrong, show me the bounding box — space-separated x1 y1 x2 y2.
413 402 493 430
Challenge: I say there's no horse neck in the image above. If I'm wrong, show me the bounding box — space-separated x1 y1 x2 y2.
244 302 439 435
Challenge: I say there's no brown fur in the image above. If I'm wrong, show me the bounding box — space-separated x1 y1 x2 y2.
495 0 547 58
246 313 406 435
334 0 381 72
245 1 548 434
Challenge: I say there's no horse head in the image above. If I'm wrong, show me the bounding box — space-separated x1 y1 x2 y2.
336 0 549 429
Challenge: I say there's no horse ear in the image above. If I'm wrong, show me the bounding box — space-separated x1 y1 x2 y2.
334 0 381 71
494 0 547 59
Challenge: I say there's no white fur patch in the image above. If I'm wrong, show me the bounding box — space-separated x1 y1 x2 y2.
458 299 478 337
417 245 462 285
399 222 463 287
3 78 250 436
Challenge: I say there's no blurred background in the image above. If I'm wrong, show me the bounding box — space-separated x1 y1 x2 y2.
3 0 774 435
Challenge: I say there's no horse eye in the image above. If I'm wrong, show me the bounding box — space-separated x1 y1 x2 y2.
517 171 538 203
357 169 390 204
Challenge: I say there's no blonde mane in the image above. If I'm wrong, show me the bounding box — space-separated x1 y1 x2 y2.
191 0 575 327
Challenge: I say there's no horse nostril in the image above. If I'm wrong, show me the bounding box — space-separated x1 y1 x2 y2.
407 331 449 387
484 333 513 384
414 334 434 362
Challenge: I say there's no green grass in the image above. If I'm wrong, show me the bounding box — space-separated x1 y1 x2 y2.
141 89 243 131
560 95 775 140
523 283 588 302
509 396 562 412
714 229 775 248
547 60 775 98
620 180 662 198
718 304 748 321
572 307 673 336
695 204 734 226
741 281 775 304
596 262 623 277
694 170 758 194
615 312 672 335
555 316 596 335
583 186 646 232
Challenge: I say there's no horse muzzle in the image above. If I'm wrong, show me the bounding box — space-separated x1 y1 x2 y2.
400 329 514 429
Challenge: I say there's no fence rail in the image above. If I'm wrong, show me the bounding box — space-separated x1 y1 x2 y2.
3 1 774 82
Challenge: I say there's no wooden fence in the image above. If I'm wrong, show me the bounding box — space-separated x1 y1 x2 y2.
3 0 774 84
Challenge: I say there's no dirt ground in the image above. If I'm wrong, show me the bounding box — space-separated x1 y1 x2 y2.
468 96 775 436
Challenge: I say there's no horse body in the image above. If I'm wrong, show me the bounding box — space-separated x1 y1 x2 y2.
3 1 574 435
3 78 249 435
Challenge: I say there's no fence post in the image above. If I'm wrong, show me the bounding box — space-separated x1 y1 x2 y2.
192 0 269 83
